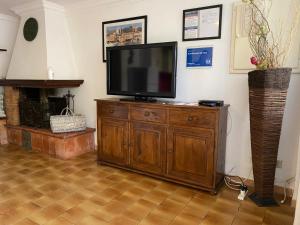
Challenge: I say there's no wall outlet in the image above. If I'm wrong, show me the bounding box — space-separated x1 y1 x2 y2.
276 160 283 169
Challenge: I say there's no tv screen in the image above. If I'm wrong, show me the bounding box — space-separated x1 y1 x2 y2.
107 42 177 99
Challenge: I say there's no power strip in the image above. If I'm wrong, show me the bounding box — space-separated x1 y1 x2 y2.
238 185 248 201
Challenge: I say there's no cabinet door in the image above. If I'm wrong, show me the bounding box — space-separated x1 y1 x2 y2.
166 126 215 187
130 122 166 175
99 119 129 166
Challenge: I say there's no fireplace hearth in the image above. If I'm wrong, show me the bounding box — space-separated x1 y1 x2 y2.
2 80 96 159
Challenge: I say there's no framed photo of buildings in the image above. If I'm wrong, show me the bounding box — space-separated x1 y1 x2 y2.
183 5 222 41
102 16 147 62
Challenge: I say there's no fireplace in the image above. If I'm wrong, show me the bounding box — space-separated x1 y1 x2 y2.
1 79 84 127
0 79 96 160
19 88 67 129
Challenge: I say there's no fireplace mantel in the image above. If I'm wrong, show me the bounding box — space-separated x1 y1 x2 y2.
0 79 84 88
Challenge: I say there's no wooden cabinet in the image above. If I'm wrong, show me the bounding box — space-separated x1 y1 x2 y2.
96 99 229 193
131 106 167 123
100 102 129 119
169 108 216 128
98 118 129 166
166 126 214 187
130 122 166 175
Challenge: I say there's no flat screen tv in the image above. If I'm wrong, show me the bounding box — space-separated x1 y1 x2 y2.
106 42 177 99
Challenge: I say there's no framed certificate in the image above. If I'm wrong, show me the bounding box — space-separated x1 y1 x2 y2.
186 47 213 68
183 5 222 41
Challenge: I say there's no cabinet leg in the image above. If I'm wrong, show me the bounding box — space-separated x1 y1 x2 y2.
210 190 217 196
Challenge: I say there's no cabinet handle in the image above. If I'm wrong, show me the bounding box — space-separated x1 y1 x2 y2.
144 111 150 117
168 149 173 153
188 116 193 121
109 109 114 114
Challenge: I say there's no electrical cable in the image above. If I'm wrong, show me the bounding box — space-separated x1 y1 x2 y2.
228 175 245 186
280 177 295 204
224 174 246 191
243 166 252 183
224 166 250 199
225 176 241 186
224 177 241 191
281 181 287 204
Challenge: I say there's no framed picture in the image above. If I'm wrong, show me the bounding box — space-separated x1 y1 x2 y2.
183 5 222 41
186 47 213 68
102 15 147 62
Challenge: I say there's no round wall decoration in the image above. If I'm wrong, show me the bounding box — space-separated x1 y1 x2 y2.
23 18 38 41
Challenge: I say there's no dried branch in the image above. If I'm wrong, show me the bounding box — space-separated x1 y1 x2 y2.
242 0 300 69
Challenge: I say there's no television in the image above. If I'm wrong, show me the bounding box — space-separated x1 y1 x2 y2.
106 42 177 100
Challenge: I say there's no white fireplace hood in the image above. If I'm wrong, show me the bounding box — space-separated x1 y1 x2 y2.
7 0 79 80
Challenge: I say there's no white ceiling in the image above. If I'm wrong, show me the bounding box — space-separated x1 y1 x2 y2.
0 0 89 10
0 0 132 15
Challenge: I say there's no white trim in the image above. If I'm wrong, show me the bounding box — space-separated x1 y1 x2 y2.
295 184 300 224
294 137 300 202
11 0 65 16
67 0 145 11
0 13 19 23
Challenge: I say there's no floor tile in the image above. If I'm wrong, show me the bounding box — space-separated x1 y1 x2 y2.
0 145 295 225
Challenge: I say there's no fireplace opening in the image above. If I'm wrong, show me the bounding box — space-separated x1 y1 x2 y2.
19 88 67 129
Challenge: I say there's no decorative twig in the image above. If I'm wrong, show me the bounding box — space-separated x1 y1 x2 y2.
243 0 300 69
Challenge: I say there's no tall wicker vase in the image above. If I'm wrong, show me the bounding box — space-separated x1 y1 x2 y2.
248 68 292 207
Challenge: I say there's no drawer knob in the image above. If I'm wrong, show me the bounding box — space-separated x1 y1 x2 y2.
144 111 150 117
188 116 193 121
109 109 114 113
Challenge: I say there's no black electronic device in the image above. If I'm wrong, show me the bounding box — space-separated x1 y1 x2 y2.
106 42 177 100
198 100 224 107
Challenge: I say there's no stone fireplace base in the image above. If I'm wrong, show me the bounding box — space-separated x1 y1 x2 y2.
7 125 95 160
1 80 93 160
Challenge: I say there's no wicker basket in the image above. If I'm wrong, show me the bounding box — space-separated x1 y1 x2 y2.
50 107 86 133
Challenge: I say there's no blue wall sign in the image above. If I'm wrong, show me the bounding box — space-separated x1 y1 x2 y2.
186 47 213 68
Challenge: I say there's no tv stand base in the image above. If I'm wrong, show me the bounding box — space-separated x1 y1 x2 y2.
120 97 157 103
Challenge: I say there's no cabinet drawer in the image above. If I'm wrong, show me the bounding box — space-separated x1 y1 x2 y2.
131 107 167 123
169 109 216 128
100 103 128 119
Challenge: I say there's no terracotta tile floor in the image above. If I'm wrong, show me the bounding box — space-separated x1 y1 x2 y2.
0 145 295 225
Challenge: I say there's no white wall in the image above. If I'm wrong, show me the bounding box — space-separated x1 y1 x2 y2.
64 0 300 187
7 8 49 79
7 0 79 80
45 6 79 79
0 13 19 80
